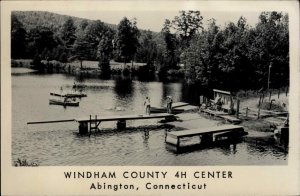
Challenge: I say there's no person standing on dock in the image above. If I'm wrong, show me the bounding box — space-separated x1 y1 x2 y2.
166 96 173 113
144 97 151 115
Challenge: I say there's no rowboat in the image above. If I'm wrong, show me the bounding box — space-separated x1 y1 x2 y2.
49 99 79 107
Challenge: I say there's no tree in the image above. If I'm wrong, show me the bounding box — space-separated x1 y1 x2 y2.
182 19 220 85
72 33 91 69
135 30 157 67
79 19 89 31
60 17 76 49
171 11 203 47
97 30 114 77
161 19 179 71
84 20 108 60
114 17 140 66
26 26 57 59
248 12 289 88
11 15 27 59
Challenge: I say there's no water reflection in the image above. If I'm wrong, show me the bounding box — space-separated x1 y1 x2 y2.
114 76 134 98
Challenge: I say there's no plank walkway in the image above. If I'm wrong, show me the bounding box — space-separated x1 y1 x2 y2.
75 113 174 123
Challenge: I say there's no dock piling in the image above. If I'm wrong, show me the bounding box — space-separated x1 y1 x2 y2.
117 120 126 130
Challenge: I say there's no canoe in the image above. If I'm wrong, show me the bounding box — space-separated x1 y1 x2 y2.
49 99 79 107
150 107 184 114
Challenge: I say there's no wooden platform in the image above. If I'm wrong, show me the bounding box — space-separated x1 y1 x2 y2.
201 108 227 116
76 113 175 134
172 102 190 108
166 125 245 147
150 107 184 114
219 115 241 124
76 113 174 122
150 102 197 114
200 109 241 124
50 92 87 98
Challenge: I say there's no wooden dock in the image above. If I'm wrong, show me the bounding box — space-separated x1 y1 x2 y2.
150 107 184 114
150 102 198 114
50 92 87 98
200 108 241 124
172 102 190 108
76 113 175 134
166 125 245 147
218 115 241 124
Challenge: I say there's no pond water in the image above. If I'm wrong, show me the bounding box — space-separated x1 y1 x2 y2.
12 69 288 166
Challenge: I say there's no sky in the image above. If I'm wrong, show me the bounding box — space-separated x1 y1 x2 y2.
55 10 262 32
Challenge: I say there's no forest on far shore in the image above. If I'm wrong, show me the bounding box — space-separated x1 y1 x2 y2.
11 11 289 91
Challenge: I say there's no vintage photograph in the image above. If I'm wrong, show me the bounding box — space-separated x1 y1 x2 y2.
11 9 289 166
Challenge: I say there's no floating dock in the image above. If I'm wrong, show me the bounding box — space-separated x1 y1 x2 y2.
75 113 175 134
50 92 87 98
166 125 246 148
150 102 198 114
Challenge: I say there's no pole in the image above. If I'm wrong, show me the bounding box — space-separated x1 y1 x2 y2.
267 63 272 91
236 99 240 119
27 119 75 124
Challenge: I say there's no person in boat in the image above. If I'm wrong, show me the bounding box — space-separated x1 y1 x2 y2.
166 96 173 113
144 97 151 115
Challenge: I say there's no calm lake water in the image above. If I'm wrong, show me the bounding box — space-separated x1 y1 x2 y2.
12 68 288 166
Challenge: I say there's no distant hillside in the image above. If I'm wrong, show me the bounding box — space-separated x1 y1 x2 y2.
12 11 117 32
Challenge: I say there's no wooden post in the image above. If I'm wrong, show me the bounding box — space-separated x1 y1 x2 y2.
258 95 261 106
176 137 180 148
201 133 213 145
285 87 288 96
144 130 149 138
278 89 280 99
246 107 249 118
89 115 92 136
269 91 272 101
165 130 168 142
236 99 240 118
95 115 97 132
257 108 261 119
117 120 126 130
262 93 264 103
79 122 88 135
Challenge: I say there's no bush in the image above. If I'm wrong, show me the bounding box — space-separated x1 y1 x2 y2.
259 101 285 112
14 158 39 167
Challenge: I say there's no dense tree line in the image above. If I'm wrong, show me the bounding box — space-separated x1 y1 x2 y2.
181 12 289 90
11 11 289 90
